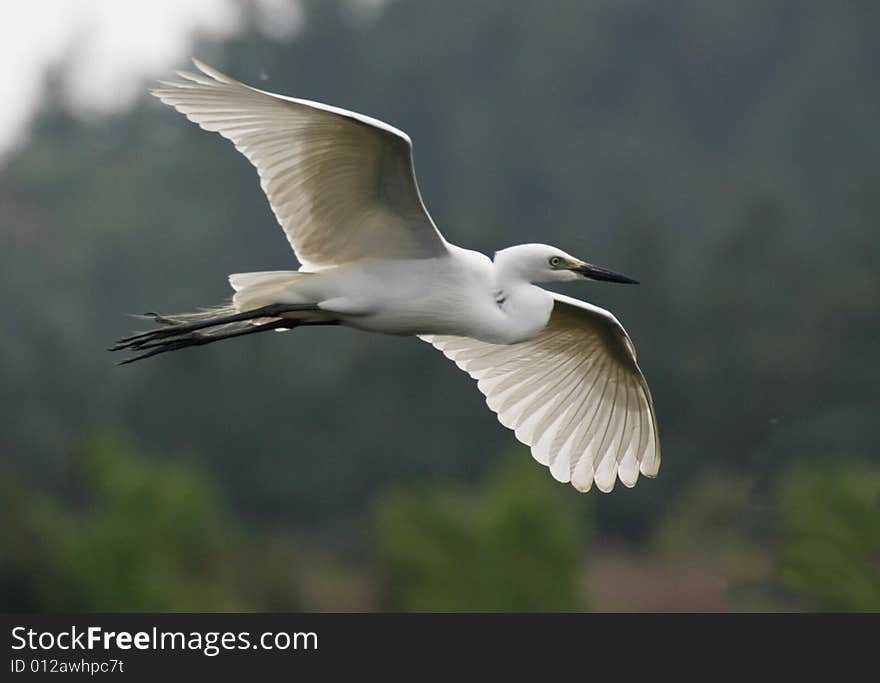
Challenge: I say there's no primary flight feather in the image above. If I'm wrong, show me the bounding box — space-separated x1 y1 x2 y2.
113 59 660 493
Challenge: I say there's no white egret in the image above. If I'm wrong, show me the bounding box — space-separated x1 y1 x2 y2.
112 60 660 493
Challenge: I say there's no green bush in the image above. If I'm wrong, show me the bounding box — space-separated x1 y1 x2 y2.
3 434 303 611
376 453 589 611
778 462 880 611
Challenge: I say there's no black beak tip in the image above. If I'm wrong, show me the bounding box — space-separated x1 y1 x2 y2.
576 265 640 285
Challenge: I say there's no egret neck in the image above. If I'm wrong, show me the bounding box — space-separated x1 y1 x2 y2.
491 255 555 344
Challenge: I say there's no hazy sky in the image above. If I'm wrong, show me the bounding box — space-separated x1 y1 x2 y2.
0 0 305 161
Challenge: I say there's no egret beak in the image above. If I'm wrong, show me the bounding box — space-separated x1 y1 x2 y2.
571 261 639 285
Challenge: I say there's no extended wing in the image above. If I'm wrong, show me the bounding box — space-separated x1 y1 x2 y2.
152 60 448 270
421 294 660 492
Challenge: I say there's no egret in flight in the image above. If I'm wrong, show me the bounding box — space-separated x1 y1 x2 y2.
112 60 660 493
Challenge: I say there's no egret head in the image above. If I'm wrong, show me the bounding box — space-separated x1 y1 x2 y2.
494 243 639 285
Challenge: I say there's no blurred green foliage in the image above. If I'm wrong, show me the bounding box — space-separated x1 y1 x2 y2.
0 435 303 611
376 455 587 611
778 463 880 611
654 471 765 576
32 434 238 610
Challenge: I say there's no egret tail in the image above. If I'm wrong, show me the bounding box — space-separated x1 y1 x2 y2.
229 270 312 311
110 302 335 365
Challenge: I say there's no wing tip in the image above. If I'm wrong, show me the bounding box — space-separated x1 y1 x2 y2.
594 478 616 493
639 450 662 479
151 60 223 97
570 467 650 493
572 480 592 493
619 474 639 488
192 58 235 85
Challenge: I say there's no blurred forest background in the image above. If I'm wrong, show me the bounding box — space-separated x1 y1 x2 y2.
1 0 878 612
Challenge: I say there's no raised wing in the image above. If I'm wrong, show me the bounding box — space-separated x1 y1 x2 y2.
151 60 448 270
421 294 660 492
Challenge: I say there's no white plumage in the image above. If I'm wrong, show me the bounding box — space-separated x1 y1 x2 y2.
421 294 659 493
152 59 446 269
117 59 661 493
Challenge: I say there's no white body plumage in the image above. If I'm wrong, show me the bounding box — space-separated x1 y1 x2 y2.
231 245 555 344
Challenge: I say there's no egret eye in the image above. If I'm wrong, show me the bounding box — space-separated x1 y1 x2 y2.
549 256 563 268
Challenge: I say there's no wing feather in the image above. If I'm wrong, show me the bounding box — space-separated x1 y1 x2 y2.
151 60 447 270
420 294 660 493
